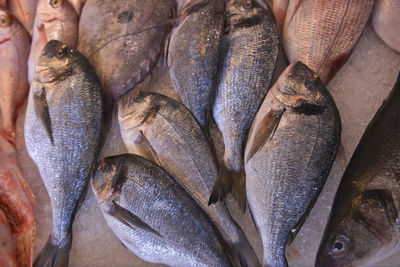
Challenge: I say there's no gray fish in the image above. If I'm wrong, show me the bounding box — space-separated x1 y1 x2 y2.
245 62 341 266
24 40 103 266
91 154 231 267
78 0 176 103
168 0 225 127
316 72 400 267
210 0 279 210
118 91 260 267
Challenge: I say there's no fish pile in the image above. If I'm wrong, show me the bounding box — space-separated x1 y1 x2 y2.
0 0 399 266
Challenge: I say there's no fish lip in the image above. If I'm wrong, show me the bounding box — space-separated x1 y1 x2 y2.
0 37 10 45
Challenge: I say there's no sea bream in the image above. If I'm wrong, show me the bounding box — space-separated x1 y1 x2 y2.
25 40 103 266
210 0 279 210
245 62 341 266
316 72 400 267
91 154 231 267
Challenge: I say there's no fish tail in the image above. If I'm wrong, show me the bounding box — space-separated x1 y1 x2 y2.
232 168 247 212
15 225 35 267
231 235 260 267
208 163 233 206
33 233 72 267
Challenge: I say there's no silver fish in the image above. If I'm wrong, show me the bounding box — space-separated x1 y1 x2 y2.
25 40 103 266
210 0 279 210
245 62 341 266
118 91 260 267
91 154 231 267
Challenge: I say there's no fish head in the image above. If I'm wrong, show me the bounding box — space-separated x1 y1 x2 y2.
92 156 126 203
226 0 264 27
38 0 68 20
34 40 77 83
0 8 15 44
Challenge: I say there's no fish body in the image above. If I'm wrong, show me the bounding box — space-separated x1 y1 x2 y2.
168 0 225 127
28 0 78 83
0 8 30 141
69 0 86 16
25 40 103 266
210 0 279 209
0 135 36 267
118 92 259 267
372 0 400 53
316 73 400 267
245 62 341 266
8 0 37 34
91 154 231 267
78 0 176 102
0 209 18 267
283 0 375 84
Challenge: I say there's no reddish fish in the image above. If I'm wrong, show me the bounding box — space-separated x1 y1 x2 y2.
0 8 30 142
0 209 18 267
8 0 38 34
69 0 85 16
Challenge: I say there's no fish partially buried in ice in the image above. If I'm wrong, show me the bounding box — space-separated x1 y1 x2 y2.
91 154 231 267
245 62 341 267
25 40 103 266
210 0 279 210
118 92 260 267
316 73 400 267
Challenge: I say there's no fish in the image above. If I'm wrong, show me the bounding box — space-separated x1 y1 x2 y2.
210 0 279 210
24 40 103 266
8 0 38 34
282 0 375 84
91 154 232 267
118 91 260 267
168 0 225 128
372 0 400 53
0 209 18 267
28 0 78 83
69 0 86 16
78 0 176 103
244 62 341 267
316 72 400 267
0 8 30 143
0 134 36 267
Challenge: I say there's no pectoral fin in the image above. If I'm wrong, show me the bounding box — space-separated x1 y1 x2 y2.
107 201 162 237
245 109 284 163
133 131 161 166
33 87 53 144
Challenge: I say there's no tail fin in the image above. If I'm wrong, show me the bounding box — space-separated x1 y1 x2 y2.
231 237 260 267
33 234 72 267
208 163 247 212
15 226 35 267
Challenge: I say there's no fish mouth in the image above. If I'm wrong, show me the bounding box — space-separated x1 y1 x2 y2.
0 38 10 45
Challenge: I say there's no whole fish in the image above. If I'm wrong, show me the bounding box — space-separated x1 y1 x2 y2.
25 40 103 266
8 0 37 34
28 0 78 83
78 0 176 103
0 209 18 267
316 73 400 267
210 0 279 210
372 0 400 53
244 62 341 266
91 154 231 267
168 0 225 127
0 135 36 267
0 8 30 142
118 92 260 267
283 0 375 84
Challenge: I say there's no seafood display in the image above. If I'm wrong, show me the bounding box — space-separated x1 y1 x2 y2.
25 40 102 266
0 0 399 266
316 73 400 267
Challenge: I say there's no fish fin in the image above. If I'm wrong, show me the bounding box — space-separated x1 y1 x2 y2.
33 87 53 145
133 131 161 166
107 201 162 237
245 109 284 164
15 225 35 267
0 130 16 148
33 233 72 267
231 168 247 212
248 204 260 234
231 231 260 267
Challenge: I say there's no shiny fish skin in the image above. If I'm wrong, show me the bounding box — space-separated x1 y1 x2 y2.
25 40 103 267
78 0 176 103
91 154 231 267
0 8 30 142
210 0 279 210
316 73 400 267
168 0 225 127
8 0 37 34
28 0 78 83
118 92 260 267
245 62 341 267
283 0 375 84
372 0 400 53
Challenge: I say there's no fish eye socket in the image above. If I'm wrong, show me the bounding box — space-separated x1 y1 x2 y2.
50 0 63 8
100 162 110 173
0 15 11 27
245 0 253 9
331 235 351 253
56 45 67 58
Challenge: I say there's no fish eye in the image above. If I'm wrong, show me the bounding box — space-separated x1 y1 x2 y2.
56 45 67 58
100 162 110 173
50 0 63 8
331 235 351 253
245 0 253 9
0 15 11 27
